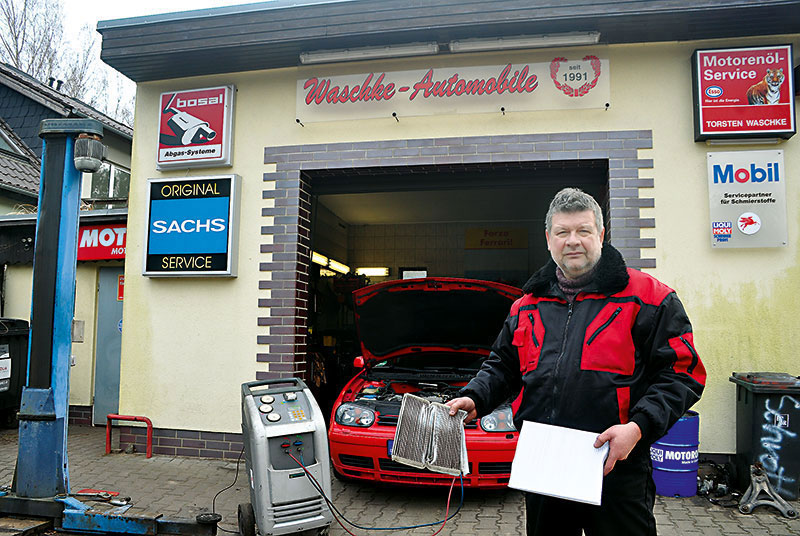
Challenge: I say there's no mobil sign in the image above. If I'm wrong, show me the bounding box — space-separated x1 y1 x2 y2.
707 150 787 248
77 224 127 260
692 45 795 141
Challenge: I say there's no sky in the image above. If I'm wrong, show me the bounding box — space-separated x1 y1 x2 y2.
63 1 270 39
60 0 275 121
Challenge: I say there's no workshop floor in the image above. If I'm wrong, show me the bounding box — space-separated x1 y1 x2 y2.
1 425 798 535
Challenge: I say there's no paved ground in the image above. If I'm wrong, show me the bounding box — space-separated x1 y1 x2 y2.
1 425 799 535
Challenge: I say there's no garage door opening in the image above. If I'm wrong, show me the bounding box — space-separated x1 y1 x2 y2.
303 159 609 417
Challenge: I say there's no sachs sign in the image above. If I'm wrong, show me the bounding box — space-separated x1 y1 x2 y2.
157 85 235 169
692 45 795 140
143 175 240 277
296 57 610 122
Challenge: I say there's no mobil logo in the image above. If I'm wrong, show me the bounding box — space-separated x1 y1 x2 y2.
712 161 780 184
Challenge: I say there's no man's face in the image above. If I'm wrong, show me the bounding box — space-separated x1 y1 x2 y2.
546 210 605 279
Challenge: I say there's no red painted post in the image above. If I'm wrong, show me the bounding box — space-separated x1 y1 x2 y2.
106 414 153 458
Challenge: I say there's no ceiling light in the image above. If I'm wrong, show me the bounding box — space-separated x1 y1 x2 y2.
319 268 337 277
312 251 329 266
300 42 440 65
356 267 390 277
328 259 350 274
449 32 601 53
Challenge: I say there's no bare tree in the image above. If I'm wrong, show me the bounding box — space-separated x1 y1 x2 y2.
0 0 63 82
0 0 134 125
60 24 96 101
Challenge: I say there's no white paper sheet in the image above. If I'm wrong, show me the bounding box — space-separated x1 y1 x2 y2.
509 421 610 505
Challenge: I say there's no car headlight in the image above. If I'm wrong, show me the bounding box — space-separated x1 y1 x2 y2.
480 406 516 432
335 403 376 427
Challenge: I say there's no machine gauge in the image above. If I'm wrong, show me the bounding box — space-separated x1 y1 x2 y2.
267 413 281 422
260 395 275 404
259 404 273 413
284 392 297 401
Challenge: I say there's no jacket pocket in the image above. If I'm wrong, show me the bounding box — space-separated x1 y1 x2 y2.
512 309 545 373
580 302 640 375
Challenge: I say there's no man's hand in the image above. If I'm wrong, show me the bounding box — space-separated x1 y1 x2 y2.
594 422 642 476
445 397 477 423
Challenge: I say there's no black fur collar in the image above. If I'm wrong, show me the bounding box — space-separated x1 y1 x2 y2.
521 243 630 297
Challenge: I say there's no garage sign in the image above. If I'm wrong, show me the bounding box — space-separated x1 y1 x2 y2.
143 175 240 276
707 150 787 248
297 57 610 122
465 228 528 249
156 85 235 169
692 45 795 141
77 224 127 260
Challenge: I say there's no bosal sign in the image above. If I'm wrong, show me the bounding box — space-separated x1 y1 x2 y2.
297 57 609 122
692 45 795 141
156 85 235 169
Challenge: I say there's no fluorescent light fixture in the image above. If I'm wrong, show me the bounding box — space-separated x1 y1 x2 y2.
705 138 781 146
449 32 601 53
300 42 439 65
319 268 337 277
356 267 390 277
328 259 350 274
312 251 329 266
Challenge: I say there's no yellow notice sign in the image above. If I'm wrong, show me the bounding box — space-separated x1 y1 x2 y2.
465 228 528 249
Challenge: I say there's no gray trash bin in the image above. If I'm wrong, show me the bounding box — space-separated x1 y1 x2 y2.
730 372 800 500
0 318 29 427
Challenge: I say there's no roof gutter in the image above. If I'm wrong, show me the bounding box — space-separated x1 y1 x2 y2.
0 183 38 200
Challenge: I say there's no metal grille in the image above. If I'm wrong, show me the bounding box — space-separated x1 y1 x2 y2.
479 461 512 475
270 497 326 524
379 412 477 428
339 454 374 469
379 458 473 474
391 393 467 476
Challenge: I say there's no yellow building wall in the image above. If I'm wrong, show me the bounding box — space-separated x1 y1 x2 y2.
123 35 799 452
4 263 101 407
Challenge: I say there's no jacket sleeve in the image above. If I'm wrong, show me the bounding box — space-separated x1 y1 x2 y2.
459 309 522 418
629 292 706 444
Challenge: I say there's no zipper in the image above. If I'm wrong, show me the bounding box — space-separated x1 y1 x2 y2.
550 302 574 422
527 312 539 348
680 336 700 375
586 307 622 346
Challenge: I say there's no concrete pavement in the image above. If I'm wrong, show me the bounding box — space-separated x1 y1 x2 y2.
1 425 798 535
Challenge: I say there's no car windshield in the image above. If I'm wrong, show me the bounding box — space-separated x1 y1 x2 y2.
372 351 485 374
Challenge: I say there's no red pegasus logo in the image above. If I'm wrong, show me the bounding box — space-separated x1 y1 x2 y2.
739 216 757 229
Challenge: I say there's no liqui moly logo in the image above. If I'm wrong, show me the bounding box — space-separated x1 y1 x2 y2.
712 161 780 184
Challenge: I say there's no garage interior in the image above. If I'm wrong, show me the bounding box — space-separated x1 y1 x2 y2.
304 159 609 414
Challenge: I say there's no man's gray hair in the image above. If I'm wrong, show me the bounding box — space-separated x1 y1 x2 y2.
545 188 604 232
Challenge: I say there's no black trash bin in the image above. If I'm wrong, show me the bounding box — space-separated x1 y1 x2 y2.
0 318 29 427
730 372 800 500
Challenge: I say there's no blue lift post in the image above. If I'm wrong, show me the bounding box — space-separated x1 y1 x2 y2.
0 119 217 536
14 119 94 498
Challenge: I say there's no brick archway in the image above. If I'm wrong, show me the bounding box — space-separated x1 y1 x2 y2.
259 130 654 378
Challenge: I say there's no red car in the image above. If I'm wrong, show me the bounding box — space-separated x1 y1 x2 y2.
328 277 523 489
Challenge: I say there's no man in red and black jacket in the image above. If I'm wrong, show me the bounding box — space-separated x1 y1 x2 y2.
447 188 706 536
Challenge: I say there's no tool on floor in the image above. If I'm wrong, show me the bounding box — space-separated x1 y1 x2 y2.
738 463 798 518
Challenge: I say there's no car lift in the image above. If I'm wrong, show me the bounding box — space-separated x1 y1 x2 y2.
0 119 217 536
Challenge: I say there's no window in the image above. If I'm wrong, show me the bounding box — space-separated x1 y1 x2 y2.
83 162 130 209
0 130 22 155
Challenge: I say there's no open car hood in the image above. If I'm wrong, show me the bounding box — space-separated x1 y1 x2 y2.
352 277 523 364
